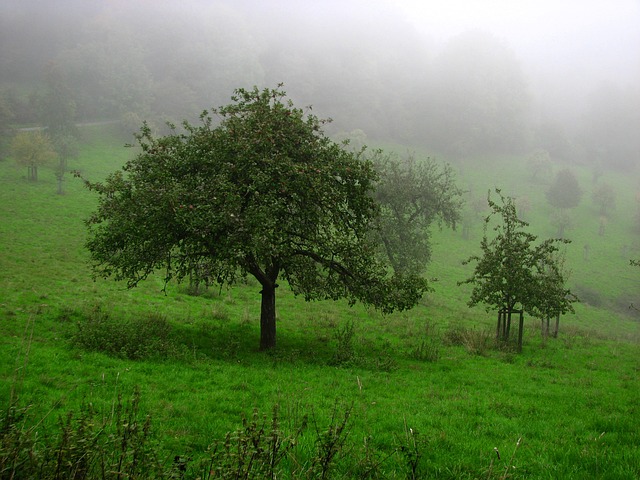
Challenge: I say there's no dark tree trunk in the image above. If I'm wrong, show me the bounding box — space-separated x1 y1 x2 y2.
542 317 550 338
517 310 524 352
505 310 512 341
553 313 560 338
260 283 277 350
246 256 280 351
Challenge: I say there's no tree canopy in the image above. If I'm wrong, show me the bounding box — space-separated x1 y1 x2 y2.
371 151 463 275
80 86 429 350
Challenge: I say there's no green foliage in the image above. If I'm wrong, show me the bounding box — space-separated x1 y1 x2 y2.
546 168 582 210
79 86 428 350
459 189 576 346
371 151 463 276
72 305 180 360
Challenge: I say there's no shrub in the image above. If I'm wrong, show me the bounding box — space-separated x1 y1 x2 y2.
330 320 357 366
410 339 441 362
72 305 179 360
443 323 493 355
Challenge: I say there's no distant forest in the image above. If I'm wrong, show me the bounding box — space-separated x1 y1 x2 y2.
1 0 638 168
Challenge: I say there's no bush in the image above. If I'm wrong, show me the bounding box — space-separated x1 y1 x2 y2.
72 305 180 360
443 323 493 355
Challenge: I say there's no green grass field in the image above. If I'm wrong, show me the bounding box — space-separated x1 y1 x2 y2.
1 125 639 478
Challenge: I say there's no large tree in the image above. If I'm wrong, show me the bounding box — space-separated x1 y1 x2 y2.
459 189 574 351
80 86 428 350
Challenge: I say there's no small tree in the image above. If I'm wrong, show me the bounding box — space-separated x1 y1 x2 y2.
529 252 577 338
80 86 429 350
52 133 79 194
11 130 57 181
459 189 572 351
371 151 463 275
546 169 582 210
550 209 573 238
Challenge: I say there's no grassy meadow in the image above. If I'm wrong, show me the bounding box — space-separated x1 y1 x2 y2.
1 125 639 478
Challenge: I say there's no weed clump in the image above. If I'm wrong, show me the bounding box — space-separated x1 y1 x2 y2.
0 388 168 479
330 320 357 366
72 305 180 360
410 339 441 362
443 323 493 355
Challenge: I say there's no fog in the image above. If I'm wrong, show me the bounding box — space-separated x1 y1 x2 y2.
1 0 638 168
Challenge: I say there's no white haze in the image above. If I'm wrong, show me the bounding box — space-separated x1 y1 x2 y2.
395 0 640 120
1 0 638 167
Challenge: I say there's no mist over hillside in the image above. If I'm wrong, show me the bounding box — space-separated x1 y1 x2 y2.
1 0 638 168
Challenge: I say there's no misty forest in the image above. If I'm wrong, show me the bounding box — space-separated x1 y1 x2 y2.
1 0 639 478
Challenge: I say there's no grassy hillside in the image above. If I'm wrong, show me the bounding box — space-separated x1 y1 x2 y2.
1 125 639 478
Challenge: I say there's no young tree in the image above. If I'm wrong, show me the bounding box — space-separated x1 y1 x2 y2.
79 86 429 350
459 189 573 351
11 131 57 181
370 151 463 275
52 133 79 194
550 210 573 239
528 252 577 338
546 169 582 210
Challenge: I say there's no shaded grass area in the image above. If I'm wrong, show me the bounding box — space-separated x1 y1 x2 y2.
1 125 639 477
